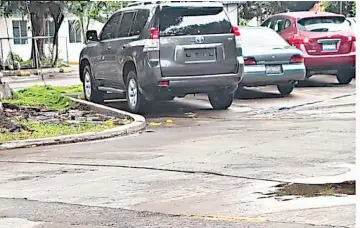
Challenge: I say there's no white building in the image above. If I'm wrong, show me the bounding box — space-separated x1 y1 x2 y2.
0 14 104 64
223 2 240 25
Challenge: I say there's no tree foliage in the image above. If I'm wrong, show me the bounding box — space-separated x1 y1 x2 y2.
323 1 356 16
67 1 132 43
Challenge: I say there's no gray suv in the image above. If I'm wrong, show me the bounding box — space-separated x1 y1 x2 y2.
79 1 244 113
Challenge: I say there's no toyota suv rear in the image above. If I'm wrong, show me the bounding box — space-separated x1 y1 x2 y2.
79 1 244 113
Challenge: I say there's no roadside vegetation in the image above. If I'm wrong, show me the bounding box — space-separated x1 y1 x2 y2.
0 120 115 143
2 85 82 111
0 85 129 143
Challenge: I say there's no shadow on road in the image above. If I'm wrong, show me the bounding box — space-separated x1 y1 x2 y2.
106 99 213 118
297 75 355 88
235 87 285 100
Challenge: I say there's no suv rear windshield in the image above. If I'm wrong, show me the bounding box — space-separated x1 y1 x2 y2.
159 6 232 37
297 16 350 32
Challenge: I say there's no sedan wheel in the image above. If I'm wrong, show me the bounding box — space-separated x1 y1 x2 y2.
277 84 294 96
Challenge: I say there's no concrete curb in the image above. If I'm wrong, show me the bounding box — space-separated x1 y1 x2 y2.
1 67 73 77
0 96 146 150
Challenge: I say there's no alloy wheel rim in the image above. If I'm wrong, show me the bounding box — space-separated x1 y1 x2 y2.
128 78 138 108
84 72 91 100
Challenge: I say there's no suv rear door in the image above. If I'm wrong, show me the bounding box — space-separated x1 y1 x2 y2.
158 5 237 77
296 16 354 55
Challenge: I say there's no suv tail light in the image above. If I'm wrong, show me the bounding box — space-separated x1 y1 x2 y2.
348 35 356 42
244 57 256 65
144 27 160 52
290 55 304 64
288 34 309 45
232 25 241 48
150 27 159 40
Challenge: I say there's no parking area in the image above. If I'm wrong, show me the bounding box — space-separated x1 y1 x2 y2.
0 73 355 227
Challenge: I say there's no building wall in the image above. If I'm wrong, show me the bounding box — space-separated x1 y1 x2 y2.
0 15 104 64
224 3 239 25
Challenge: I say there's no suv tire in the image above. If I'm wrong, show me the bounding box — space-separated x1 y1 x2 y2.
83 65 104 103
277 84 294 96
208 91 234 110
336 70 354 85
126 70 146 113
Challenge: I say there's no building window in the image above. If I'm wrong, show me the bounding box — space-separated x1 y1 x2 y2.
45 20 55 44
12 20 27 45
68 20 82 43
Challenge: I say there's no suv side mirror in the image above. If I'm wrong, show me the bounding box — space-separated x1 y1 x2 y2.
86 30 98 42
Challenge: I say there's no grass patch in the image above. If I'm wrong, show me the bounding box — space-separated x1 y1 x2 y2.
274 181 355 197
2 85 83 111
0 120 115 143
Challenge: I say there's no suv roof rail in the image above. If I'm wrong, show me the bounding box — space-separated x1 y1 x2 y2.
127 1 160 7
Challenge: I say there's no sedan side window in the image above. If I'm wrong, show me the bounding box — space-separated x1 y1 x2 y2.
118 11 136 38
261 19 271 28
100 13 122 41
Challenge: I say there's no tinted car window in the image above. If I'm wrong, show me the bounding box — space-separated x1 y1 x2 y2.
100 13 122 40
118 11 136 37
275 19 286 32
159 6 232 37
284 19 291 29
297 16 350 32
241 28 289 47
130 10 150 36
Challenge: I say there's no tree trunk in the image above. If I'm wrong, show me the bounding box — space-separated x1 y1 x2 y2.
28 2 46 68
52 15 64 67
48 2 64 67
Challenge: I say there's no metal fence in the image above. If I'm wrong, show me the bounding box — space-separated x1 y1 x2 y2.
0 36 69 71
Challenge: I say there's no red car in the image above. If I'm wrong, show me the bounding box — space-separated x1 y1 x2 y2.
261 12 356 84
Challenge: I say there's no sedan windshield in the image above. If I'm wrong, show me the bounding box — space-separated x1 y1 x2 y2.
240 27 289 47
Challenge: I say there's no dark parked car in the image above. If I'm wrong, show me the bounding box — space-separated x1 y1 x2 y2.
262 12 356 84
79 2 244 113
239 27 306 95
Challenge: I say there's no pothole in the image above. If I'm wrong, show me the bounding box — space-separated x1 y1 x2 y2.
273 181 355 197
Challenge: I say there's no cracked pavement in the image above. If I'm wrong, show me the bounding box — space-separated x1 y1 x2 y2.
0 75 356 227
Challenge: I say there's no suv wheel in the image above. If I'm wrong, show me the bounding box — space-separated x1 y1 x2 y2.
126 70 145 113
336 70 354 85
277 84 294 96
208 91 234 110
83 65 104 103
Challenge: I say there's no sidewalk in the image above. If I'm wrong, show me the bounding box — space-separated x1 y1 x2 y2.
1 70 80 90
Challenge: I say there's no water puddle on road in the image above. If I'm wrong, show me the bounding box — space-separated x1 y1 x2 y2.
270 181 355 197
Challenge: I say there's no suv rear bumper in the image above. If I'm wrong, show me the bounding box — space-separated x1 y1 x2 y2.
139 57 244 100
303 52 356 74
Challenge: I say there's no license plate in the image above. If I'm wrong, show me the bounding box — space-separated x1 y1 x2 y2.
266 65 282 74
184 48 216 62
322 43 337 51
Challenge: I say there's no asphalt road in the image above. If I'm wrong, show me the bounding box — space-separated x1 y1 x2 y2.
0 74 356 228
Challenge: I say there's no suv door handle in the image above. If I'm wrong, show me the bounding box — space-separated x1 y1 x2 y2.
106 45 111 50
122 44 129 49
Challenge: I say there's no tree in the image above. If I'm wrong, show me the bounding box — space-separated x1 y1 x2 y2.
237 1 318 23
323 1 356 16
67 1 132 43
26 1 49 67
46 1 65 67
0 1 67 68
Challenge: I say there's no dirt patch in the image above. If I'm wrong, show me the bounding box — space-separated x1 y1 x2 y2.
273 181 355 197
